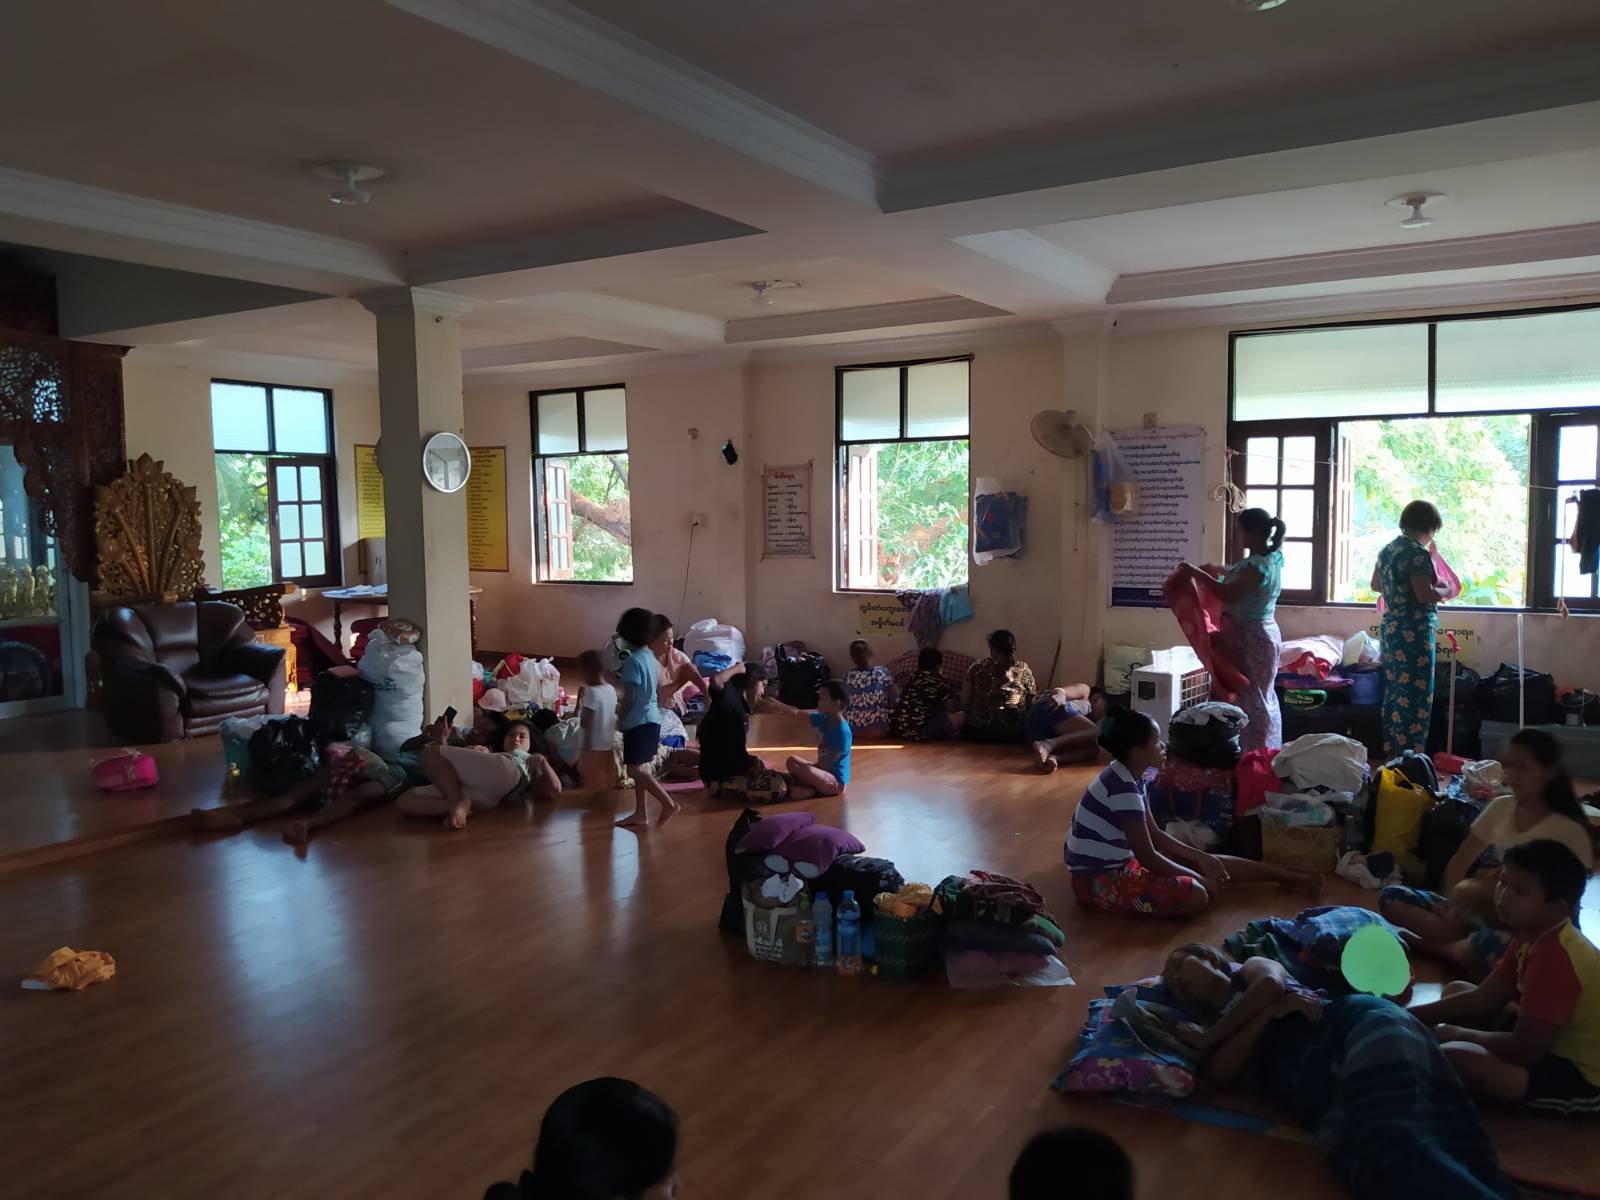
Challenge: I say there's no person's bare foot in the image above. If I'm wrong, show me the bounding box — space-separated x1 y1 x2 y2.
616 810 648 828
658 798 682 826
282 820 310 846
1032 740 1054 767
445 799 471 830
1039 755 1059 775
191 806 244 831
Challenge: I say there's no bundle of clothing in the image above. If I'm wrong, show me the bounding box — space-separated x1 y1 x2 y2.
933 870 1068 986
1162 568 1250 702
893 585 975 649
1223 905 1402 995
1167 702 1248 771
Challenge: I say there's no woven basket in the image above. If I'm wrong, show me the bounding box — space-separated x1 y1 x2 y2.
1260 813 1340 873
871 909 942 981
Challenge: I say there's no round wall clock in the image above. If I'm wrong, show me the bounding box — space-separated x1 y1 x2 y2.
422 432 472 493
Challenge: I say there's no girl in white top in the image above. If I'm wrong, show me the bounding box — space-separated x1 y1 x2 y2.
1381 728 1595 977
575 649 621 792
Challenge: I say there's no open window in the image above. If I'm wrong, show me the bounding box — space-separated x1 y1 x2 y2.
531 386 632 584
211 380 338 589
836 356 971 592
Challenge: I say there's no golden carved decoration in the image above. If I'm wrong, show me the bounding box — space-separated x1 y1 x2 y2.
94 454 206 604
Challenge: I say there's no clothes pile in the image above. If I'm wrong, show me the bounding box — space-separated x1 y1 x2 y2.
934 870 1071 988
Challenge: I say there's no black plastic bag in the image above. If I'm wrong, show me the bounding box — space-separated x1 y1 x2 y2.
248 716 320 792
1419 792 1483 890
1477 663 1557 726
1428 659 1482 758
309 668 374 742
776 642 828 709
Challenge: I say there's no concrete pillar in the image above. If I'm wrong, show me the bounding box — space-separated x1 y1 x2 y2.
359 287 476 718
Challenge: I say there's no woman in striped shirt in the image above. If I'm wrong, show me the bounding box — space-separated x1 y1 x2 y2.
1065 708 1320 917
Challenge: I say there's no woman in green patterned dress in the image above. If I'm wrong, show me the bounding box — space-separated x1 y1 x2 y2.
1371 501 1450 756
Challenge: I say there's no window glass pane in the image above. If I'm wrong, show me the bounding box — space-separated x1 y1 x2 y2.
565 453 633 582
280 541 302 578
1557 424 1598 483
840 367 900 441
300 465 322 501
302 503 323 537
582 387 628 451
1281 541 1313 592
275 464 298 502
278 505 301 539
1558 486 1586 540
1234 324 1428 420
537 393 580 454
1278 488 1315 534
1557 544 1594 599
1245 487 1277 514
211 382 270 451
840 439 969 590
1243 437 1278 486
1280 436 1317 486
1334 415 1529 606
215 454 270 589
272 388 329 454
1437 308 1600 413
906 361 970 438
303 540 326 578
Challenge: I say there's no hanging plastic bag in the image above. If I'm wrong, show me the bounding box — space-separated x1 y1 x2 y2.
1089 432 1135 525
683 619 746 664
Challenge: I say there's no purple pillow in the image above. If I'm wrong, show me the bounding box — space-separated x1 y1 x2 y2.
780 824 865 876
735 811 815 855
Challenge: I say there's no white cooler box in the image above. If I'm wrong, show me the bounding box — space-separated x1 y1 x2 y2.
1132 647 1209 739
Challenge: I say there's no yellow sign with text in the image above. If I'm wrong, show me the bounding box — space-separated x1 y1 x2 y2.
354 444 385 540
467 446 509 572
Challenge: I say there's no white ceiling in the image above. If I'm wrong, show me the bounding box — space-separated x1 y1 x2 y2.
0 0 1597 377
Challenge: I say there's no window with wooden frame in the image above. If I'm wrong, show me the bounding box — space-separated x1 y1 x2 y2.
1228 304 1600 611
210 380 339 589
531 386 632 584
836 356 971 592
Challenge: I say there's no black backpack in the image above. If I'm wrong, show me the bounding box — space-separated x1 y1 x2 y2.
813 855 903 927
248 716 320 791
1428 660 1482 758
776 642 829 709
719 808 768 934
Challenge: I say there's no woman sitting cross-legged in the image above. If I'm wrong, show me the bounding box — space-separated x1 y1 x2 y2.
397 719 561 830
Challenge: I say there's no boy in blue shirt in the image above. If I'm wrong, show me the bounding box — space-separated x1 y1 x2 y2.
777 678 853 799
614 609 682 828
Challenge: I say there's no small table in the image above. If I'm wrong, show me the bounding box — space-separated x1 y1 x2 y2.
320 585 483 654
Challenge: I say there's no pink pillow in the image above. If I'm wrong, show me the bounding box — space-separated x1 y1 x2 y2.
779 824 864 876
735 811 816 854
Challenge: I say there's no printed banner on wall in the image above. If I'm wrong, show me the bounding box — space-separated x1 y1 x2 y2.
1109 427 1206 608
467 446 509 572
857 597 906 634
762 463 813 558
354 444 385 540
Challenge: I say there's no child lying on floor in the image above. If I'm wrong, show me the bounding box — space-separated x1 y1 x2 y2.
191 743 409 846
1162 943 1324 1086
1024 683 1106 773
1064 707 1320 917
1409 839 1600 1117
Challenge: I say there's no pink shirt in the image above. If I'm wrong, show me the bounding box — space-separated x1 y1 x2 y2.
656 646 695 711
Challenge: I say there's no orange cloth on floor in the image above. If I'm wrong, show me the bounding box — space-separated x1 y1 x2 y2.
26 946 116 991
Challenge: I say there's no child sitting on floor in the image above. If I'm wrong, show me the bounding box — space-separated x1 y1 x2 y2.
768 678 853 800
1064 707 1320 917
889 647 961 742
1409 839 1600 1116
1008 1126 1133 1200
843 639 897 737
1162 942 1325 1086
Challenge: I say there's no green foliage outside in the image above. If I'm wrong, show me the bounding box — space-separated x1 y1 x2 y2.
216 453 272 589
568 453 633 582
1337 416 1529 607
871 439 970 590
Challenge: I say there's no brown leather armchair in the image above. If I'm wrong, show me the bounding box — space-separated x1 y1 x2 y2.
92 601 286 742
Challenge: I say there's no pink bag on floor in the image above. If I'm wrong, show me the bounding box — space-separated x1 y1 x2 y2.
93 750 159 792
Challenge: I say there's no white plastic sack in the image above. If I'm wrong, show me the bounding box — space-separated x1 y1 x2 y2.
683 619 745 664
1342 630 1380 667
358 629 425 756
1273 733 1368 796
501 657 561 710
1103 643 1151 696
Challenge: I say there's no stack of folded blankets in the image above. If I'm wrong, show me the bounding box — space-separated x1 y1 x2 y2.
933 870 1066 980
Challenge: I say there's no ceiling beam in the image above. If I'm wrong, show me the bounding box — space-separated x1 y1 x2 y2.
724 296 1008 344
502 290 726 348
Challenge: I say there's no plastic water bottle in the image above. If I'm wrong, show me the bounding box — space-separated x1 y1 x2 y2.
794 895 816 968
813 891 834 967
836 890 862 976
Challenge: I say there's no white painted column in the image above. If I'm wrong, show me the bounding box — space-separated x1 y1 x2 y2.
360 287 476 718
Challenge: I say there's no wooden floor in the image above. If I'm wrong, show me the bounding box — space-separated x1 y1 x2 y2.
0 712 1577 1200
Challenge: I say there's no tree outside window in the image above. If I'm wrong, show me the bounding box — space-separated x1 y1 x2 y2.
532 386 633 584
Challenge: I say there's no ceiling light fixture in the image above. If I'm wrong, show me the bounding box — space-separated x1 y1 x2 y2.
309 162 386 206
1230 0 1290 11
1385 191 1448 230
748 279 802 307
